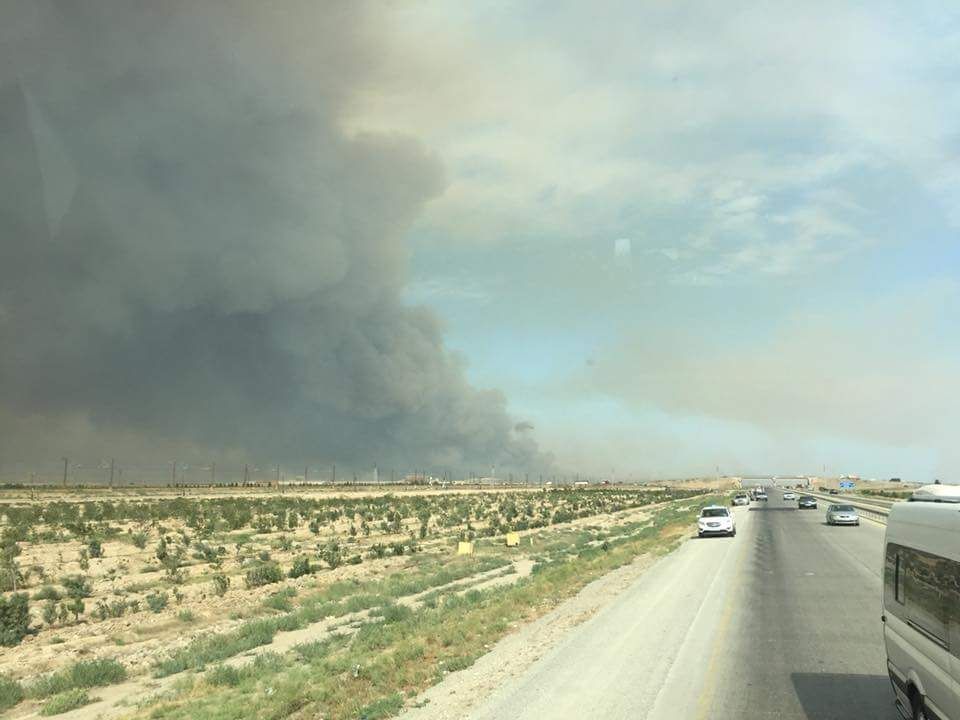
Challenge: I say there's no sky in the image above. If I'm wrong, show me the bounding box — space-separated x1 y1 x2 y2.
362 1 960 481
2 1 959 481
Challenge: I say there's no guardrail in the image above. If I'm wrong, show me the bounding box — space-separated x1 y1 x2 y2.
823 492 897 508
801 490 894 524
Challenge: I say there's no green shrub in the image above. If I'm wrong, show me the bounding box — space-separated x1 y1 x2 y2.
87 539 103 559
0 593 29 646
0 674 24 712
177 610 196 623
145 592 168 614
40 688 91 716
95 600 126 621
64 597 84 621
32 585 61 601
42 601 58 626
292 638 334 661
263 592 293 613
443 654 477 672
60 575 91 599
205 664 241 687
211 574 230 596
28 659 127 699
378 602 413 624
287 555 312 578
356 693 404 720
321 541 342 569
154 619 278 676
244 562 282 589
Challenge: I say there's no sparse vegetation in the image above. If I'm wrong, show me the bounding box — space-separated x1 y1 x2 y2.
0 674 24 712
27 658 127 699
132 493 718 720
0 484 709 719
245 561 283 589
0 593 30 646
288 555 312 578
40 688 93 715
212 573 230 596
146 591 169 614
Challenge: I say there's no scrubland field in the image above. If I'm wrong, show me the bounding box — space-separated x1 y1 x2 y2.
0 484 720 719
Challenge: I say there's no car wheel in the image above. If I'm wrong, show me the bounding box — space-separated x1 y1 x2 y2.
855 521 860 526
912 692 929 720
731 528 736 537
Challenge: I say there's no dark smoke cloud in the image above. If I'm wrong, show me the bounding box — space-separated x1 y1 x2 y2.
0 1 550 474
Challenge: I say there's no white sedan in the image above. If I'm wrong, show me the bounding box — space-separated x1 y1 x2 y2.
698 506 736 537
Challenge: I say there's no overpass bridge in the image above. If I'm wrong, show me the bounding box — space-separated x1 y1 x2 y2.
737 475 812 488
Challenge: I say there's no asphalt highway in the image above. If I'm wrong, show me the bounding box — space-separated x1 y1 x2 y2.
468 490 900 720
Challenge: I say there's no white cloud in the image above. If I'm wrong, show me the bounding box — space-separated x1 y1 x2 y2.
404 276 500 306
344 1 959 281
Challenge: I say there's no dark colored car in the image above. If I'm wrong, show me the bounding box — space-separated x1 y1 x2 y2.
829 489 840 495
798 495 817 509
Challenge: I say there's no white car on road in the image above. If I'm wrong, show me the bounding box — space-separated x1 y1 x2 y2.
783 491 797 500
698 506 736 538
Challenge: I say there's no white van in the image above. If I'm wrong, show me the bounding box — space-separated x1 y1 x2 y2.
882 484 960 720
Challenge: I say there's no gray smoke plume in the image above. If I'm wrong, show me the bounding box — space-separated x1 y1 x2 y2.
0 1 550 475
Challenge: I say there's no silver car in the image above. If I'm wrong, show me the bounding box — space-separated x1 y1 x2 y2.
826 504 860 526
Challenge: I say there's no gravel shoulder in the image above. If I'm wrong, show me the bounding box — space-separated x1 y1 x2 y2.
398 548 671 720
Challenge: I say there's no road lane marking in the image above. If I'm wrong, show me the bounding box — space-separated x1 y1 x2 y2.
694 518 752 720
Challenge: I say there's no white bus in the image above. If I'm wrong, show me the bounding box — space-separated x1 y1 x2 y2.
883 485 960 720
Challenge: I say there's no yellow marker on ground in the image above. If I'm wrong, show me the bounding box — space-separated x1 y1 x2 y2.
505 532 520 547
457 541 474 555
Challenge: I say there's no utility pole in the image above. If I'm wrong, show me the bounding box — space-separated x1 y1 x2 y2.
243 463 249 484
109 458 115 487
171 460 177 484
62 457 68 488
304 466 308 484
332 463 336 484
275 465 280 485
